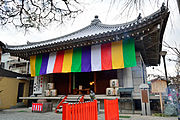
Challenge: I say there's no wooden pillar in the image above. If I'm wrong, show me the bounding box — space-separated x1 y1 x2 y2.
159 92 163 113
69 73 71 94
73 73 75 89
94 72 97 93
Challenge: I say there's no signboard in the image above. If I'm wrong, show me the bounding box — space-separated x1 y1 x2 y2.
141 90 148 103
33 76 43 94
151 80 167 93
32 103 43 112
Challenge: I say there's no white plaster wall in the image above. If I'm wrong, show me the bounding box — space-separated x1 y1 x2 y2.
1 53 10 69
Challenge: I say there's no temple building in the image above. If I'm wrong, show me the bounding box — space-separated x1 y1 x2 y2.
1 5 169 113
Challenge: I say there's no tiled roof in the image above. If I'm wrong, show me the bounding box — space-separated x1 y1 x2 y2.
6 9 162 51
3 6 170 66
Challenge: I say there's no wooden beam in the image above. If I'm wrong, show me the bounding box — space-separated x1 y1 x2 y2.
145 42 159 50
69 73 71 94
94 72 97 93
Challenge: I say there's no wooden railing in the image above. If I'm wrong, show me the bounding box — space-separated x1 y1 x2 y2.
62 100 98 120
104 99 119 120
78 95 84 103
55 96 67 113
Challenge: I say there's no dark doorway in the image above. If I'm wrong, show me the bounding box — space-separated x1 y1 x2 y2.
75 72 94 93
54 73 69 95
17 83 24 103
28 80 34 97
96 70 117 94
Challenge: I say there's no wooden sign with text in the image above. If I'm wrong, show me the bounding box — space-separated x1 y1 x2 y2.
151 80 167 93
141 90 148 103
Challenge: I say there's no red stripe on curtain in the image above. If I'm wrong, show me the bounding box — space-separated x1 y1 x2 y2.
53 51 64 73
101 43 112 70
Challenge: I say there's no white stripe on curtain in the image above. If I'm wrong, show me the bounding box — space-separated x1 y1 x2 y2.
46 52 56 74
91 45 101 71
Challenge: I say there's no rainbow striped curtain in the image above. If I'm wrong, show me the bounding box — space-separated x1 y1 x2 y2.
30 38 136 77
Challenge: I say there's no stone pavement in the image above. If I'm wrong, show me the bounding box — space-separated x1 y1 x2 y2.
0 108 178 120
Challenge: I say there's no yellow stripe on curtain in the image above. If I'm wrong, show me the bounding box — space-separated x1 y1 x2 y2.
30 56 36 77
111 40 124 69
62 49 73 73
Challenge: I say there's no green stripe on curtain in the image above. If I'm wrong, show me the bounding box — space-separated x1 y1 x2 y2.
71 48 82 72
35 54 43 76
123 38 137 68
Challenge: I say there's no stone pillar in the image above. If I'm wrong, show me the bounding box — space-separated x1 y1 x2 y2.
123 68 133 88
139 84 151 115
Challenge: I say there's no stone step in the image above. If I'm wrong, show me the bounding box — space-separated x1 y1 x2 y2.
65 99 79 102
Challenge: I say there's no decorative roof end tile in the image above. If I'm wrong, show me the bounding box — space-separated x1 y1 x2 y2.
161 2 166 12
137 13 142 21
91 15 101 25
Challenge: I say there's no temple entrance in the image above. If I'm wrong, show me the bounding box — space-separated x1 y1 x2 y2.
17 83 24 103
72 72 94 95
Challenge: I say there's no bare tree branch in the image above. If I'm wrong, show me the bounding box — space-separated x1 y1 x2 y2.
0 0 83 30
163 41 180 75
164 41 180 58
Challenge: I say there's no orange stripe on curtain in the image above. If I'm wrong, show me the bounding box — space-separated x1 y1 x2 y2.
53 51 65 73
101 43 112 70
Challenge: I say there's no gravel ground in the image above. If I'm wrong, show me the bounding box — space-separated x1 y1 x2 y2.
0 108 178 120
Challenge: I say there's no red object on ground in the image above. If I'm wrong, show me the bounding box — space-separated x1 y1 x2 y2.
55 96 67 113
32 103 43 112
62 100 98 120
104 99 119 120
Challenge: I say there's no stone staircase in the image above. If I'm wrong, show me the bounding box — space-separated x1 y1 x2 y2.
65 95 83 103
55 95 84 112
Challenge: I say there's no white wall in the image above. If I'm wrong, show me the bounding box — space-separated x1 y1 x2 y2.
1 53 29 74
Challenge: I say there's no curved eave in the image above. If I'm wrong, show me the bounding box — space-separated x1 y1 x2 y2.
142 11 170 67
5 8 164 51
4 9 169 66
158 11 170 65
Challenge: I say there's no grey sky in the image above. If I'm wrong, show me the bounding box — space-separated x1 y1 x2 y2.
0 0 179 77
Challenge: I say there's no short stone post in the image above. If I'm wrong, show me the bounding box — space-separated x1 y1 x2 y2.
139 84 151 115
